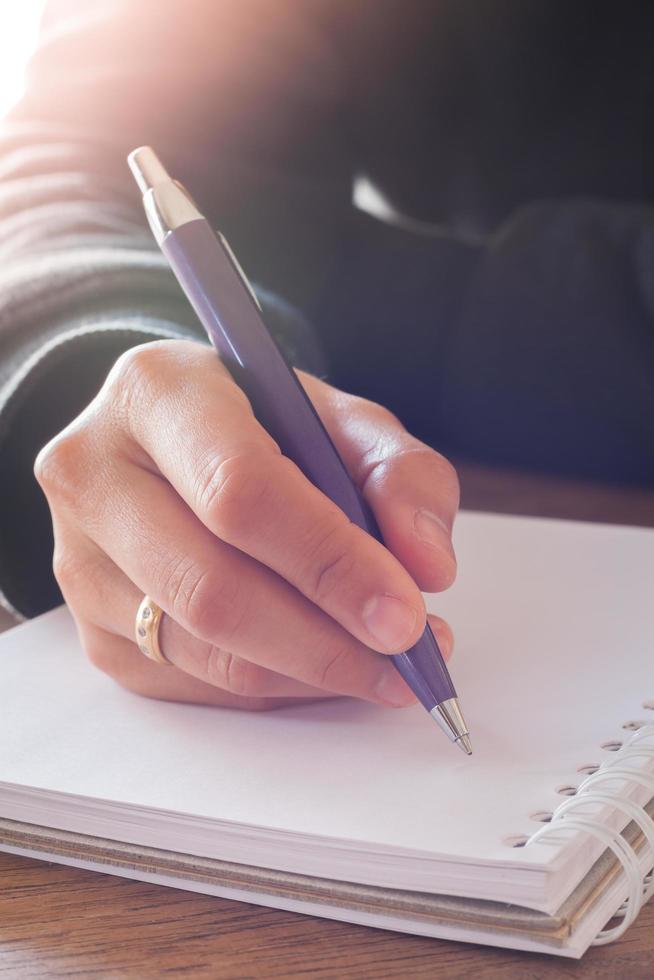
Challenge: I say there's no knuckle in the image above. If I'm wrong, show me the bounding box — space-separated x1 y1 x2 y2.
349 391 401 430
363 439 460 509
435 453 460 504
33 429 88 504
357 437 401 494
161 556 246 643
111 341 167 384
313 546 356 603
51 544 82 596
306 521 355 602
313 643 355 691
373 447 420 489
197 448 277 540
204 648 265 698
52 543 108 609
366 398 401 430
106 342 170 422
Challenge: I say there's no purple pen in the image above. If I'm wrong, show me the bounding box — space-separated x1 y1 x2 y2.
128 146 471 754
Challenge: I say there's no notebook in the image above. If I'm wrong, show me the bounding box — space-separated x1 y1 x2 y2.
0 511 652 958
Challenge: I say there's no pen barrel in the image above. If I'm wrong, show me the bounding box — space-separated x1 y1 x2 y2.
164 221 370 524
163 219 455 709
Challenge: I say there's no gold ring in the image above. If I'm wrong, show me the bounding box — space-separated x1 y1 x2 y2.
134 596 170 665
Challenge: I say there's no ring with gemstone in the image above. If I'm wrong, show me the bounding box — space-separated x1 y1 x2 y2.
134 596 170 665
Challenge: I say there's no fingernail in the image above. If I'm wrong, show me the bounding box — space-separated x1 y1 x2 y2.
414 509 454 555
363 594 417 651
374 667 417 707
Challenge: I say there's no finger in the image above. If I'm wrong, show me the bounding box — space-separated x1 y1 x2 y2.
53 522 335 702
76 620 325 711
53 456 416 706
427 613 454 661
54 518 451 705
77 618 452 712
110 341 427 655
298 372 459 593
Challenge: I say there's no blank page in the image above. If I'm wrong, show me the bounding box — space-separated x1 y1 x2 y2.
0 513 652 911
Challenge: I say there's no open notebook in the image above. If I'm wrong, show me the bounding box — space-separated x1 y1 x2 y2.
0 512 652 958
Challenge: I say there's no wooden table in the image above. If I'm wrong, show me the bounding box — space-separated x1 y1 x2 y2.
2 464 653 979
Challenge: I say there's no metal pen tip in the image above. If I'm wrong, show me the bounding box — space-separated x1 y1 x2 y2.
128 146 171 195
430 698 471 754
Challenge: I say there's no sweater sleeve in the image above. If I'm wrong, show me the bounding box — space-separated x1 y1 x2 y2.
0 123 205 619
0 0 335 619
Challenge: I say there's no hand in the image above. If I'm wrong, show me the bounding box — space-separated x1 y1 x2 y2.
35 340 459 711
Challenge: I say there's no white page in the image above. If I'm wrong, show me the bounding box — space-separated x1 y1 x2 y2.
0 513 652 910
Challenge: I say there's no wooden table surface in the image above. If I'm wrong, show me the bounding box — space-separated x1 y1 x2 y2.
2 463 653 979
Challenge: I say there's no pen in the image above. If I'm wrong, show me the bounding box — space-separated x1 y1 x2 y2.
128 146 471 755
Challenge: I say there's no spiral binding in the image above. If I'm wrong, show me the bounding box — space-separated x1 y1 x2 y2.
525 722 654 945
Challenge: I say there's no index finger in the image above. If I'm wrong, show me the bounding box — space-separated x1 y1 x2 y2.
298 372 460 593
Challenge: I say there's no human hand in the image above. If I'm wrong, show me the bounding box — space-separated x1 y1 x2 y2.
35 340 459 711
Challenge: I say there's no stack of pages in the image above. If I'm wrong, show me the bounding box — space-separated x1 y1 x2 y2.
0 512 652 958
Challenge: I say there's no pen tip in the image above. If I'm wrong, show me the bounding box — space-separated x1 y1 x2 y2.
430 698 470 753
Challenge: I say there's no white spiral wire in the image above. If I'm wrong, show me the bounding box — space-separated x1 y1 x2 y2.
525 722 654 945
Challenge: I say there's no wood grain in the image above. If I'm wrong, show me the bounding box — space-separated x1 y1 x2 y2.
1 465 653 979
1 853 653 979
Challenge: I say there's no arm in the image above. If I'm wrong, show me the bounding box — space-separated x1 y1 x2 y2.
0 0 341 618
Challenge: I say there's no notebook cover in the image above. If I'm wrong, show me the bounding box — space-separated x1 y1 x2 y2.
1 805 651 948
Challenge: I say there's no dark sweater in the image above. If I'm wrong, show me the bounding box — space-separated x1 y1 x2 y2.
1 0 653 619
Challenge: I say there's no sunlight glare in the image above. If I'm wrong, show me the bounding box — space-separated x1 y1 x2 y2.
0 3 45 119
